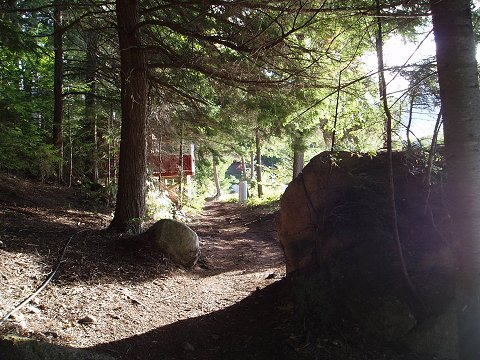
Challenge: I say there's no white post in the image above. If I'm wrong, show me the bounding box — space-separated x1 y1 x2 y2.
239 180 248 203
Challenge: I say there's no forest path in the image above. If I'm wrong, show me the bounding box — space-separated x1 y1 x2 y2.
91 201 291 360
0 175 294 359
191 201 284 277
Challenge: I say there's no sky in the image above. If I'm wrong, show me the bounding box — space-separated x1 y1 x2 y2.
361 31 437 141
361 2 480 141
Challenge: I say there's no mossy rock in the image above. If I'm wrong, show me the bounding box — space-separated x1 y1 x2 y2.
0 335 115 360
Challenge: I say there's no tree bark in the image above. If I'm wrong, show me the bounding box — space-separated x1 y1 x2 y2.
67 100 72 187
240 155 247 180
424 108 442 188
249 151 254 180
255 128 263 198
52 0 64 182
406 92 415 149
110 0 147 234
85 29 99 184
430 1 480 358
212 153 221 200
178 126 184 209
293 149 304 180
292 133 305 180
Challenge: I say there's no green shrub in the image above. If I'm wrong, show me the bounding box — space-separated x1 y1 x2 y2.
0 124 59 180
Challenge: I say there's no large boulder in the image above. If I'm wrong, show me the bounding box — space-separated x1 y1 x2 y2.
146 219 200 267
279 151 456 359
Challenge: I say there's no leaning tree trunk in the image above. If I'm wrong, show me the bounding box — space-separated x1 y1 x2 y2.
375 2 416 308
424 108 442 188
52 0 64 182
406 92 416 150
430 1 480 358
110 0 147 234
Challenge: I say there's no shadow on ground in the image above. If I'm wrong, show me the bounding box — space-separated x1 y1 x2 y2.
90 279 308 360
0 175 283 286
89 279 424 360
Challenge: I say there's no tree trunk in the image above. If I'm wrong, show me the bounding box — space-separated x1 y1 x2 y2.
240 155 247 180
376 0 417 306
430 1 480 358
255 128 263 198
424 108 442 187
406 92 415 149
292 134 305 180
52 0 64 182
110 0 147 234
178 126 184 209
85 29 99 184
249 151 254 180
292 149 304 180
212 153 221 200
107 102 113 190
67 100 72 187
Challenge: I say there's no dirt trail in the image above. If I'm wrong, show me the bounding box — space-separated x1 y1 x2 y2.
0 175 294 359
91 203 292 360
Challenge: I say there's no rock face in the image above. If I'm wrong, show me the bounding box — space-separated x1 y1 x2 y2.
279 151 457 359
147 219 200 267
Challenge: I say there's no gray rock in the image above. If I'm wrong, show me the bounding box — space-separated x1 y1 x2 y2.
147 219 200 267
0 335 115 360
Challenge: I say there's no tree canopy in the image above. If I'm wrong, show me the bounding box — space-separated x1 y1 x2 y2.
0 1 467 208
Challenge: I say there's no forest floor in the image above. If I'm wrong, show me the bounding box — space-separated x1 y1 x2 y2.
0 173 424 359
